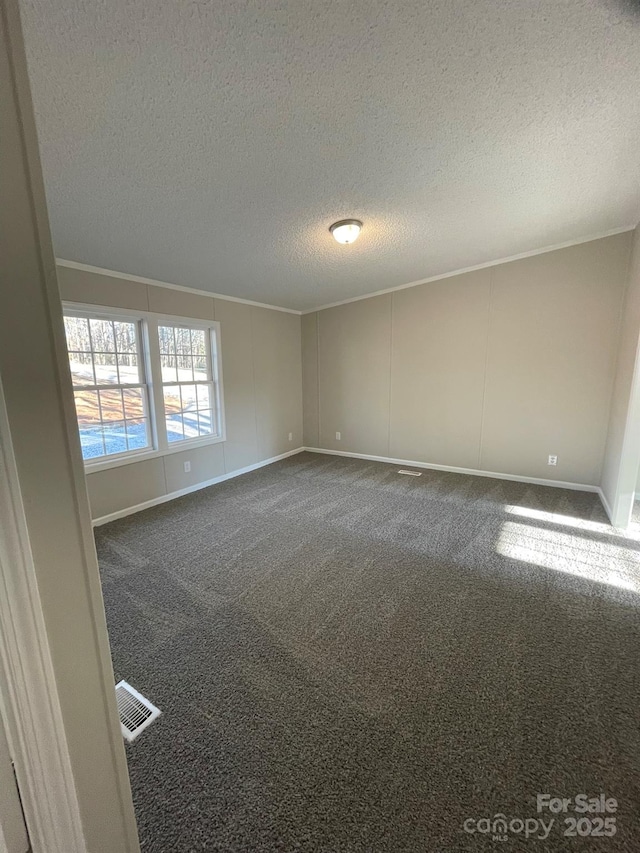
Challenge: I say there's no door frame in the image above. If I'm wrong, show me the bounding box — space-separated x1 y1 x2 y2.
0 378 86 852
600 227 640 528
0 0 141 849
0 660 29 853
606 342 640 528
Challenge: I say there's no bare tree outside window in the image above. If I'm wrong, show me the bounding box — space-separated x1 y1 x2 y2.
64 314 151 460
158 323 220 443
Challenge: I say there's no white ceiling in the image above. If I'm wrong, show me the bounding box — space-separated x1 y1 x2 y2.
20 0 640 311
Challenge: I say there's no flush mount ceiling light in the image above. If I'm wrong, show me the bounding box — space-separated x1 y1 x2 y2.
329 219 362 244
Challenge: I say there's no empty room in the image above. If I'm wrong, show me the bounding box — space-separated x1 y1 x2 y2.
1 1 640 852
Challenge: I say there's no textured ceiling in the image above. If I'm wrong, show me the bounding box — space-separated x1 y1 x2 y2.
19 0 640 310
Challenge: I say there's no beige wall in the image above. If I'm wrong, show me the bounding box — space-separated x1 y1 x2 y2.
303 233 633 487
57 267 303 519
301 312 319 448
318 294 392 456
252 305 304 460
61 231 633 516
390 269 491 469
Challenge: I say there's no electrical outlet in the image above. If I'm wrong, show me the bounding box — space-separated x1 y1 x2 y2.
548 455 557 466
336 431 341 441
183 461 191 473
288 432 293 442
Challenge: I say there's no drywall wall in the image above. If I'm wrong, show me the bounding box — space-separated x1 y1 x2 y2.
390 269 491 469
252 305 304 460
0 1 139 848
301 313 319 448
601 224 640 523
56 266 303 519
213 299 259 473
318 294 392 457
303 232 632 487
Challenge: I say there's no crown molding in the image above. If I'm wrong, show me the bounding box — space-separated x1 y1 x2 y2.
57 223 637 317
55 259 302 315
301 225 637 314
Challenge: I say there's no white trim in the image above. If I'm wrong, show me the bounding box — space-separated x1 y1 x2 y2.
92 447 305 525
0 382 86 852
605 246 640 528
597 487 615 524
62 302 227 472
59 228 636 317
56 259 302 315
83 434 229 474
0 699 29 853
303 447 600 493
84 448 159 474
92 445 610 529
303 226 636 314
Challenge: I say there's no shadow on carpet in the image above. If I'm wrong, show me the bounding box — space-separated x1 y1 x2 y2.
95 452 640 852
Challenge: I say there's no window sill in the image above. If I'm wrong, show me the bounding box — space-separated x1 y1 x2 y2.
83 433 226 475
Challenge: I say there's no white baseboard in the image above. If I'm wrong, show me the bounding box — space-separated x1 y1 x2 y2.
92 447 305 525
93 445 610 527
303 447 600 494
597 487 615 524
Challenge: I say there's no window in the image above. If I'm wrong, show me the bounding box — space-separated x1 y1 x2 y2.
158 323 222 443
63 306 225 468
64 313 151 461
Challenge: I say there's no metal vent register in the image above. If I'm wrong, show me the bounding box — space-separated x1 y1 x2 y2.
115 680 161 742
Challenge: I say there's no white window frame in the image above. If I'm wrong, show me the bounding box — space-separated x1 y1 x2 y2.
63 307 155 468
155 318 225 449
62 303 226 473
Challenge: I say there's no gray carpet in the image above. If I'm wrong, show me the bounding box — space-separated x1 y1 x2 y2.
95 452 640 852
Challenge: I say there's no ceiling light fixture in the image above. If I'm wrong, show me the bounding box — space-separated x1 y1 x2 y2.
329 219 362 244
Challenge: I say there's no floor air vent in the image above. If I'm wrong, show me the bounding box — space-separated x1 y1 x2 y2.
115 680 161 743
398 469 422 476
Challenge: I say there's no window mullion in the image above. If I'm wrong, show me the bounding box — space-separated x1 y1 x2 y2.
112 320 121 385
144 317 168 452
85 316 98 386
210 327 221 436
94 389 106 458
64 311 157 462
178 384 185 438
68 315 225 458
120 388 129 451
73 382 142 392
